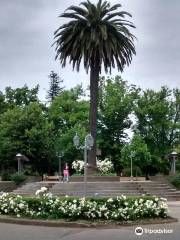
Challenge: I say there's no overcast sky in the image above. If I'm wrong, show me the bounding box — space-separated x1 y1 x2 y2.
0 0 179 101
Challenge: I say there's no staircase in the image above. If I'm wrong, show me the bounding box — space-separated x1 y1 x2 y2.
0 181 17 192
11 176 180 200
12 182 55 196
142 176 180 201
50 182 144 197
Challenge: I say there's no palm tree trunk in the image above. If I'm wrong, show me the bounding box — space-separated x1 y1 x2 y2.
88 62 99 168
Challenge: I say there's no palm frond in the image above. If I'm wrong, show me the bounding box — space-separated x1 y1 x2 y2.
66 6 88 17
54 0 136 73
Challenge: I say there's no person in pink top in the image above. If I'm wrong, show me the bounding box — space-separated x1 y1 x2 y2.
63 163 69 182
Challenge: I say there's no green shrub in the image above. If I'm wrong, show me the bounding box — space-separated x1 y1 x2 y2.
169 174 180 189
93 172 116 176
1 171 11 181
10 173 27 185
0 193 168 220
122 167 142 177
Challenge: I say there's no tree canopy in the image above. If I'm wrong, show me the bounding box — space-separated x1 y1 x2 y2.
0 78 179 176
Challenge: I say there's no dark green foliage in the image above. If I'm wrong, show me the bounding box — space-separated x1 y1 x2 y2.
10 173 27 185
121 134 152 177
54 0 136 73
0 91 7 114
48 85 89 166
122 167 142 177
0 81 179 176
5 85 39 108
47 71 64 102
98 76 139 172
169 174 180 189
0 102 55 174
1 171 11 181
134 87 180 173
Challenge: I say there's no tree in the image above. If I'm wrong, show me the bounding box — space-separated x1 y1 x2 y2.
53 0 136 169
97 76 139 172
47 71 64 102
0 103 55 174
121 134 152 178
48 85 89 164
134 87 180 173
48 85 88 131
0 91 7 114
5 85 39 108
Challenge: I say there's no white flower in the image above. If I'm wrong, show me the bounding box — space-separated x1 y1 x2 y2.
41 187 47 192
18 203 25 209
35 190 41 196
72 160 84 172
96 158 113 174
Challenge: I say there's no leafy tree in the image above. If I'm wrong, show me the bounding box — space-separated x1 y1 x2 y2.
134 87 180 168
47 71 64 102
98 76 139 173
48 85 89 165
53 0 136 168
0 91 7 114
48 85 88 131
0 103 55 174
5 85 39 108
121 134 152 178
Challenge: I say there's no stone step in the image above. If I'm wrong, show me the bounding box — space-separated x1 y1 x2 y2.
143 188 177 191
11 178 180 201
51 185 140 190
69 176 120 182
52 192 144 197
0 181 17 192
51 190 144 194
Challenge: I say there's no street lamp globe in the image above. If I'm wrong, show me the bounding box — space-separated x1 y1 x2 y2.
170 151 178 156
16 153 22 159
73 133 80 148
72 133 94 197
169 151 178 175
16 153 23 174
85 134 94 148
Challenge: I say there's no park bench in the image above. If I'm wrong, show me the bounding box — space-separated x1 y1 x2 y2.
120 176 146 181
43 175 60 181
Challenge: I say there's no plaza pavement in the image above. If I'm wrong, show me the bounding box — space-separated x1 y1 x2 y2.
0 201 179 240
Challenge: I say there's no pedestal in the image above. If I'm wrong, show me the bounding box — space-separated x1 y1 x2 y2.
86 164 97 175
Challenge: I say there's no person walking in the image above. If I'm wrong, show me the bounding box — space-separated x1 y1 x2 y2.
63 163 69 182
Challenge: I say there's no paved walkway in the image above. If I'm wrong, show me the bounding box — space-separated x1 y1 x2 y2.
0 202 179 240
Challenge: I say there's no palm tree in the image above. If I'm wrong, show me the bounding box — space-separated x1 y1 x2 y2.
53 0 136 170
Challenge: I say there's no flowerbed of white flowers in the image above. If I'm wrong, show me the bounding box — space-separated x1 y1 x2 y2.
0 187 169 221
72 158 114 174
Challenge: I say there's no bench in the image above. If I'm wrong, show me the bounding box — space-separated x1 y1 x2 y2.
43 175 60 181
120 177 146 181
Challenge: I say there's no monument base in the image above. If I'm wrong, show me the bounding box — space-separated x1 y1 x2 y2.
87 164 97 175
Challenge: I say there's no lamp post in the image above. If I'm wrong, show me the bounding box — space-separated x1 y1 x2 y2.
73 133 94 197
57 151 64 177
16 153 22 174
169 151 178 175
130 151 135 181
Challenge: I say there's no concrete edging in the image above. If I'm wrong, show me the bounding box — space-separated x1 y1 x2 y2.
0 215 177 228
